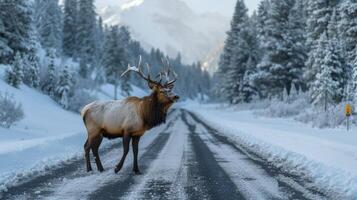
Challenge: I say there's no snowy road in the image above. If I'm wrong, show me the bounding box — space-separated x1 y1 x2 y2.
2 110 328 200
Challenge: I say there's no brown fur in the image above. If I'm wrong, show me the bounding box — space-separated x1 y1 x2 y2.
81 85 178 174
140 92 167 129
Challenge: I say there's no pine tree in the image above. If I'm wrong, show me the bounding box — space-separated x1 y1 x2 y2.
216 0 252 103
305 0 339 85
288 0 308 91
237 13 261 102
95 17 104 63
63 0 78 58
0 0 32 63
312 33 343 111
103 26 132 99
23 54 40 88
42 50 57 97
118 26 132 96
78 0 97 66
120 75 132 97
254 0 303 97
79 59 89 78
290 83 299 100
351 59 357 105
0 17 12 60
55 66 73 109
93 17 105 82
216 0 243 102
5 52 24 88
35 0 63 52
340 0 357 67
23 24 40 88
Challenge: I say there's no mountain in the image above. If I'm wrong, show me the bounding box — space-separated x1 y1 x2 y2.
98 0 230 72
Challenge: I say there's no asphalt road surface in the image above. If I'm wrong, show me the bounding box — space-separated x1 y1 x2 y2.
2 109 328 200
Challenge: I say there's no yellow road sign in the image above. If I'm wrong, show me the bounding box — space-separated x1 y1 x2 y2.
345 104 352 117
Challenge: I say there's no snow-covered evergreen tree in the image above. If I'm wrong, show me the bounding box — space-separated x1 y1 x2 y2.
120 75 132 97
103 26 125 99
94 17 105 63
35 0 63 53
340 0 357 67
118 26 132 96
0 17 12 60
256 0 271 43
215 0 245 102
0 0 32 63
23 54 40 88
102 26 132 99
41 50 57 97
312 33 343 111
23 23 41 88
351 59 357 105
55 66 73 109
77 0 97 66
5 52 24 88
216 0 254 103
63 0 78 58
254 0 304 97
238 12 261 102
79 59 89 78
290 83 299 101
288 0 308 91
305 0 338 85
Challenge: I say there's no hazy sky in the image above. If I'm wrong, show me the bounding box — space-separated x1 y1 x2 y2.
95 0 261 16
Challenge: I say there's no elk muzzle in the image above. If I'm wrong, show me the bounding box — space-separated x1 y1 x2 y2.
171 95 180 102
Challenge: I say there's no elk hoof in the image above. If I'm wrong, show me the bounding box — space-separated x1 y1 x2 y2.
114 167 121 174
87 168 92 172
99 168 105 173
133 169 141 175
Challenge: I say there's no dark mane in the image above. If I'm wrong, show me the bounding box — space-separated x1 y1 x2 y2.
141 93 167 129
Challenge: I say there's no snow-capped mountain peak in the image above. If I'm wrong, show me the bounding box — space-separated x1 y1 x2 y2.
121 0 144 11
98 0 230 72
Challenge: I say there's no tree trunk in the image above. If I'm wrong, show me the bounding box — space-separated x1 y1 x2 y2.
114 81 118 100
324 91 327 112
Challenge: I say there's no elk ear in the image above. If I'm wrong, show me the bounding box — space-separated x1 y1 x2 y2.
148 81 156 89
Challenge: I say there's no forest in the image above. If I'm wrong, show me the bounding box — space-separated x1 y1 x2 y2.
0 0 211 113
216 0 356 112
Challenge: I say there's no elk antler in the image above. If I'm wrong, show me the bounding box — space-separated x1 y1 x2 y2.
159 57 178 86
121 55 159 85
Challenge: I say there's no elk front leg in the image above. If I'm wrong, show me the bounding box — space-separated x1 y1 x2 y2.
115 134 131 173
132 136 141 174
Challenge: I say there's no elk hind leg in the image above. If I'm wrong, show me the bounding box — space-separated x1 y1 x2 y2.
132 136 141 174
92 135 104 172
84 139 92 172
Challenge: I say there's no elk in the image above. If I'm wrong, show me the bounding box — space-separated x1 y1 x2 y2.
81 56 179 174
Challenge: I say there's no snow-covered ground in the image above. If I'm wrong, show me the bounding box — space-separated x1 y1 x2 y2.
184 103 357 199
0 78 147 194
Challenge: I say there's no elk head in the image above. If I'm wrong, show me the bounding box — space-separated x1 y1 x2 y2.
121 56 180 107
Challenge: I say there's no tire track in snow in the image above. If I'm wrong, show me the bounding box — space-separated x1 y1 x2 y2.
2 141 120 200
124 112 188 200
185 110 327 200
181 111 245 200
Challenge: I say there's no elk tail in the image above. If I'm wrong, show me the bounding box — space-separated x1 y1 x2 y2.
81 102 96 122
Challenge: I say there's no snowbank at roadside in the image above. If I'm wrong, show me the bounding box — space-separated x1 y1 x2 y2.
185 103 357 199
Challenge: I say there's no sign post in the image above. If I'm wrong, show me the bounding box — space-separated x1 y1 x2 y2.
345 103 352 131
